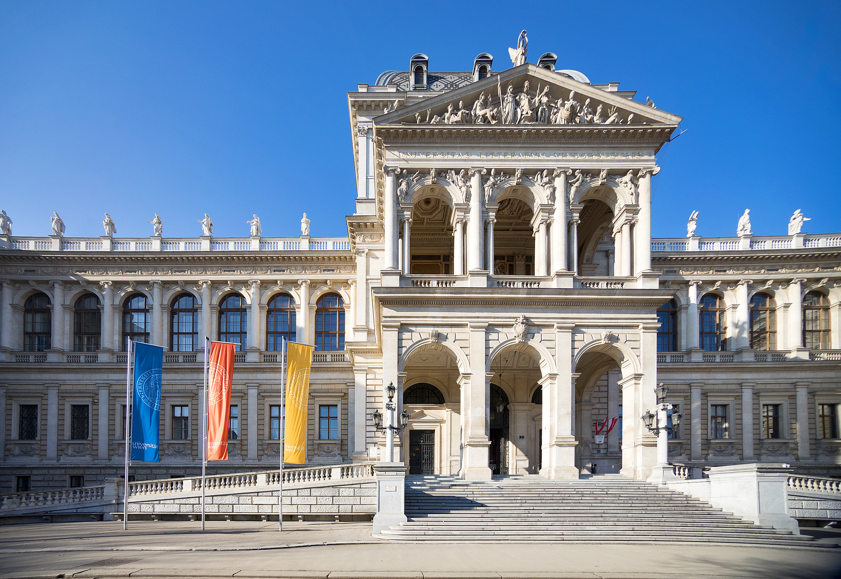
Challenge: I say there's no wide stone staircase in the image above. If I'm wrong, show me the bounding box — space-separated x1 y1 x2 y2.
379 474 816 546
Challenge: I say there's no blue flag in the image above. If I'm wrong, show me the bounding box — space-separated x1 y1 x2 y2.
131 342 163 462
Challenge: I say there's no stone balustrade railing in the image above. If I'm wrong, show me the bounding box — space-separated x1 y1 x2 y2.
5 350 349 364
1 236 351 253
0 485 106 512
574 276 631 290
652 233 841 253
787 475 841 494
656 350 839 364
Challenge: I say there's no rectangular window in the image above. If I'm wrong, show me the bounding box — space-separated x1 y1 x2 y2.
16 476 31 493
319 405 338 440
229 405 239 440
172 405 189 440
270 404 282 440
762 404 781 439
819 404 838 439
667 404 681 439
70 405 89 440
69 475 85 488
18 405 38 440
710 404 728 439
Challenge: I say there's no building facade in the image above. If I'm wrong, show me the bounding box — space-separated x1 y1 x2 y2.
1 50 839 492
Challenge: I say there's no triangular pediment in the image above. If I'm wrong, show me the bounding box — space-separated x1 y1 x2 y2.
375 64 682 128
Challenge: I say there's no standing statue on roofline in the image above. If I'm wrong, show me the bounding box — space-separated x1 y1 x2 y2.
248 214 262 237
51 211 65 236
301 213 310 236
787 209 811 235
102 213 117 238
0 210 11 236
148 213 163 236
198 213 213 236
508 30 528 67
687 211 699 238
737 209 751 236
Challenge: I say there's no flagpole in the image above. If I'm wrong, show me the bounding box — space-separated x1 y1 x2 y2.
123 337 132 530
201 336 209 531
279 336 286 532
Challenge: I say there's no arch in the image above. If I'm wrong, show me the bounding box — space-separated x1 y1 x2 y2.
572 339 642 377
403 382 446 404
262 288 299 307
572 177 634 214
116 286 151 303
212 287 250 306
309 285 350 308
64 286 103 310
486 338 557 377
399 337 469 375
161 286 201 307
489 182 548 213
405 180 462 207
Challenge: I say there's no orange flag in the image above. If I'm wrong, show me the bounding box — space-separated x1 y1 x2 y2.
284 342 314 464
207 341 235 461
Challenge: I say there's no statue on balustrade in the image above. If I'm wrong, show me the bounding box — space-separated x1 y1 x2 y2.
248 214 262 237
198 213 213 236
301 213 310 236
102 213 117 237
148 213 163 237
687 211 699 238
0 210 11 235
51 211 65 236
508 30 528 67
788 209 811 235
737 209 752 236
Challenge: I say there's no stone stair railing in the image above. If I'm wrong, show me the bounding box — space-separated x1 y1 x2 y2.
0 485 106 512
787 475 841 494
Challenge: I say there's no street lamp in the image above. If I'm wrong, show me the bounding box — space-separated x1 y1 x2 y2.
372 382 409 462
641 383 682 484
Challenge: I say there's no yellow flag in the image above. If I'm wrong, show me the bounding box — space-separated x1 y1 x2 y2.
284 342 313 464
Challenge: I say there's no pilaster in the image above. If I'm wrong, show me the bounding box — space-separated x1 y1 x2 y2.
741 382 755 460
796 382 810 459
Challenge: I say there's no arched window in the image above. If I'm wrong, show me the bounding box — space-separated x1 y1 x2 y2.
531 387 542 405
413 66 424 86
699 294 726 352
122 294 149 349
803 292 830 349
478 65 488 80
404 383 445 404
219 294 247 351
750 293 776 351
266 293 296 351
315 293 344 351
171 294 198 352
657 299 677 352
73 294 101 352
24 293 51 351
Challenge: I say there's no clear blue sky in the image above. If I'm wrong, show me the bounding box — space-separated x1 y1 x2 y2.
1 1 839 239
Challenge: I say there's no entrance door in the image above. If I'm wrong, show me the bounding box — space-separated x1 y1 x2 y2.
409 430 435 475
489 384 510 475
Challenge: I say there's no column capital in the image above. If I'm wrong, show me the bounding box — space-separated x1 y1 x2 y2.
248 279 261 287
689 382 704 389
740 382 756 388
347 279 356 287
198 280 212 290
99 280 113 290
739 279 753 287
150 280 163 287
791 277 806 285
553 167 572 176
468 167 486 177
688 280 702 287
356 248 368 256
297 279 310 287
637 166 660 178
795 381 811 389
383 166 398 176
50 280 65 289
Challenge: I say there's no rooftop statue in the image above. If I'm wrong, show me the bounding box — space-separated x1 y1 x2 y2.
198 213 213 236
788 209 811 235
501 84 516 124
0 210 11 236
737 209 751 236
301 213 310 236
148 213 162 237
102 213 117 238
687 211 699 238
248 214 262 237
508 30 528 67
51 211 65 236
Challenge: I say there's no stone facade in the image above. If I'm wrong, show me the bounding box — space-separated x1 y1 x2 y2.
1 49 839 492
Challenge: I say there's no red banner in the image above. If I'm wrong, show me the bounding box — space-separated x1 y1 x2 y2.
207 341 235 461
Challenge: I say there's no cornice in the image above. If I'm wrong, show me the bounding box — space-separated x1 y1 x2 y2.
652 247 841 266
0 252 355 266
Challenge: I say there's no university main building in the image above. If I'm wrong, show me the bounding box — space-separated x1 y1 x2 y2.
0 46 839 492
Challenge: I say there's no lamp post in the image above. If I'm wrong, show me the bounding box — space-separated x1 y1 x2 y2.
641 383 682 484
372 382 409 462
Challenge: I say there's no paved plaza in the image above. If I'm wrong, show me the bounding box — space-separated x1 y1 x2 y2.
0 521 839 579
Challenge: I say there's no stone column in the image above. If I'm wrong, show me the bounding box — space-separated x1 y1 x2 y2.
101 282 114 351
247 385 258 460
741 382 755 460
634 167 658 275
297 280 310 344
788 279 804 350
796 382 810 459
46 385 59 460
453 219 465 276
690 383 703 461
638 324 660 479
570 210 581 275
0 387 6 462
463 323 491 480
356 125 369 198
544 323 577 479
535 218 548 277
687 281 700 350
384 168 398 270
248 280 261 350
0 282 12 351
355 249 367 331
353 368 368 461
51 282 65 353
200 281 211 345
736 280 751 350
381 323 400 461
402 217 412 276
467 169 484 271
486 215 496 272
620 221 632 277
98 384 110 460
552 170 568 273
151 281 163 347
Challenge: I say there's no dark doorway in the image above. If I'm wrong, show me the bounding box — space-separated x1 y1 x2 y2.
489 384 510 475
409 430 435 475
